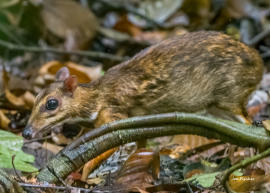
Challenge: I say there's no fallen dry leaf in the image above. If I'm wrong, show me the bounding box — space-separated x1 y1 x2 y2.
135 27 188 45
0 110 10 130
229 173 270 192
159 143 192 158
136 187 150 193
42 142 63 155
86 177 104 185
67 169 82 181
2 66 35 110
22 91 35 108
81 148 117 181
87 143 136 180
170 144 192 159
37 60 101 84
5 89 35 109
244 168 265 176
262 182 270 192
40 0 98 50
130 0 184 23
5 89 25 107
248 105 262 117
257 157 270 175
247 90 268 117
170 135 216 149
114 15 142 37
152 149 160 181
51 130 73 145
263 119 270 131
6 75 32 92
180 0 212 29
185 169 204 179
261 73 270 90
114 148 159 191
34 60 102 95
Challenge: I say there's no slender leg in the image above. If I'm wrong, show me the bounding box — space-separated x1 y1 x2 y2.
136 139 147 149
228 145 236 164
237 115 255 157
81 108 127 181
228 115 254 165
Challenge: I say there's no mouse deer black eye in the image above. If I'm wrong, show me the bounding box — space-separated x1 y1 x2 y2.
46 99 58 110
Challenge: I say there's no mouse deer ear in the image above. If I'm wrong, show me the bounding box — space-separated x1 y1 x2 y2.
64 75 78 95
55 67 70 81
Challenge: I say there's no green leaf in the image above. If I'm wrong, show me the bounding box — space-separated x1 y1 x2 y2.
201 160 218 168
0 155 37 172
100 70 105 76
0 130 37 172
233 170 243 176
182 172 220 188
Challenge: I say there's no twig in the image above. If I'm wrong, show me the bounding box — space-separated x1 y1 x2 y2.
19 183 66 191
0 24 24 45
11 155 24 183
47 167 92 193
259 45 270 52
18 183 91 192
108 170 111 192
260 45 270 59
0 39 127 62
244 28 270 47
186 182 193 193
221 147 270 193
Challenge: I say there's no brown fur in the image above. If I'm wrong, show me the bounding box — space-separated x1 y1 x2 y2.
24 31 264 138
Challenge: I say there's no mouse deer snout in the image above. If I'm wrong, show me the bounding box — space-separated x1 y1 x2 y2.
22 125 34 140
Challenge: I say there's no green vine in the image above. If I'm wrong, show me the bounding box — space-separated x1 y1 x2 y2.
36 112 270 184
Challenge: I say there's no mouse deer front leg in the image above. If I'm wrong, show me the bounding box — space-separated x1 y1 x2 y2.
81 108 128 181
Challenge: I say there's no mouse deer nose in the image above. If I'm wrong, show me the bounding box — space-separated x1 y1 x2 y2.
22 125 34 140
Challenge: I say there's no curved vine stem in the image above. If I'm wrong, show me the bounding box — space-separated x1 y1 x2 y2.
66 112 270 151
37 112 270 184
222 147 270 193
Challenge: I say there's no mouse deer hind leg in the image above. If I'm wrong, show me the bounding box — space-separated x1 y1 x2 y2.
237 108 256 162
228 103 254 164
